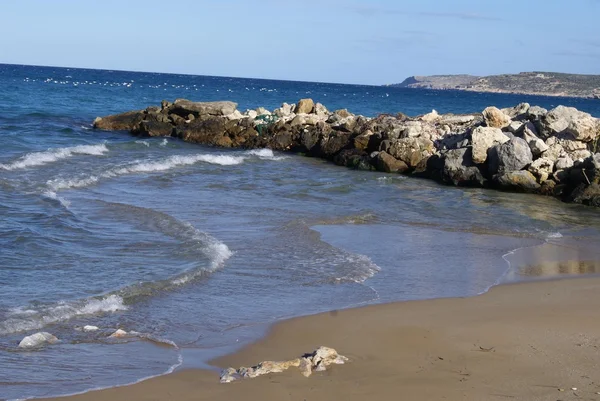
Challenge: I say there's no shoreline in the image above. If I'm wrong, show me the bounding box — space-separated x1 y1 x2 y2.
40 272 600 401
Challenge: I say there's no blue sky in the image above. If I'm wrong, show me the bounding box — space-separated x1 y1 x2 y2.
1 0 598 84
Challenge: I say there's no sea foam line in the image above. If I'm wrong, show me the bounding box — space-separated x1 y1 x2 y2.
0 144 108 171
0 295 127 336
46 149 284 192
46 153 246 192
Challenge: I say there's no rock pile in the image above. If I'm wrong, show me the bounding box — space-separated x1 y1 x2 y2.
93 99 600 207
219 346 348 383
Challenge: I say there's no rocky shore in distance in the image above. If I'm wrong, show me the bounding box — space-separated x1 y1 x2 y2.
93 99 600 207
391 72 600 99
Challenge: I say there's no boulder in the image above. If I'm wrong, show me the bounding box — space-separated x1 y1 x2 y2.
136 119 174 137
295 98 315 114
19 332 59 349
275 103 294 117
442 148 486 187
483 106 511 129
489 137 533 175
517 122 548 157
314 103 329 116
354 130 374 151
527 106 547 121
319 132 351 157
225 110 244 120
541 106 599 141
528 157 554 182
571 149 592 161
471 126 510 164
171 99 237 117
495 171 541 192
334 109 352 118
555 156 574 170
388 137 435 168
501 103 530 119
93 111 145 131
376 151 409 173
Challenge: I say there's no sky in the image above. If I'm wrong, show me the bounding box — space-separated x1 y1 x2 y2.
0 0 599 85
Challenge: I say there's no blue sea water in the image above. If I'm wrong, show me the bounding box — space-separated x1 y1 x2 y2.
1 63 600 400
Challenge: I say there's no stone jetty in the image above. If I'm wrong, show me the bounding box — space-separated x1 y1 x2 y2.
93 99 600 207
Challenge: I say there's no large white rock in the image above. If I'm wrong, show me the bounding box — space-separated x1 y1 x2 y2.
19 332 59 349
483 106 511 129
541 106 600 141
471 126 510 164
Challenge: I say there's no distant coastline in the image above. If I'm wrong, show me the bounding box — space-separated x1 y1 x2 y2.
387 72 600 99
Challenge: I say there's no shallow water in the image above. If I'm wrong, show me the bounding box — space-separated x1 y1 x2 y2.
1 64 600 400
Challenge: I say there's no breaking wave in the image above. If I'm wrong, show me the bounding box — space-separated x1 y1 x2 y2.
0 144 108 171
46 153 246 192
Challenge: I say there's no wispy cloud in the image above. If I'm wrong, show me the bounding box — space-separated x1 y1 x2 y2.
347 5 502 21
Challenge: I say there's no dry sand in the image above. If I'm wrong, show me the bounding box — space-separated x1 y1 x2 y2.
43 277 600 401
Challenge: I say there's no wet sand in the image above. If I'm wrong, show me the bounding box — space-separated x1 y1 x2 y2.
43 276 600 401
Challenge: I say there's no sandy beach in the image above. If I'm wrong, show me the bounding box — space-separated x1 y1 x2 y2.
41 274 600 401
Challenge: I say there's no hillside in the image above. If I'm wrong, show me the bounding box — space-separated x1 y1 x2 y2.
390 72 600 99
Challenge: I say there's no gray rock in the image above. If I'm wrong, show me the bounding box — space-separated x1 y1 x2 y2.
471 126 510 164
495 171 541 192
541 105 599 141
527 106 547 121
570 149 592 161
93 111 145 131
555 156 574 170
517 122 548 157
376 151 409 173
19 332 59 349
489 137 533 175
388 137 435 168
443 148 486 186
172 99 237 117
501 103 530 119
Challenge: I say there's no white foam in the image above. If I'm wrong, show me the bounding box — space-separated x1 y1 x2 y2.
246 148 288 161
47 153 246 192
0 295 127 336
0 144 108 171
160 138 169 147
546 232 563 239
171 223 233 286
135 140 150 147
42 190 72 209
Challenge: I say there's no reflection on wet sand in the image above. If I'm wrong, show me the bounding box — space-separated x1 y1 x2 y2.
520 260 600 278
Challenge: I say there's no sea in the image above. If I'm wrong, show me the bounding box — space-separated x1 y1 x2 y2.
1 63 600 400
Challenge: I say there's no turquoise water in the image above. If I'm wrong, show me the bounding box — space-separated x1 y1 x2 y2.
1 64 600 400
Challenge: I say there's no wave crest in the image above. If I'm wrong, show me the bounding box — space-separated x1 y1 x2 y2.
0 144 108 171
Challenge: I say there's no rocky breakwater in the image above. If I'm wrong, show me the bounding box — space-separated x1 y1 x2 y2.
93 99 600 207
